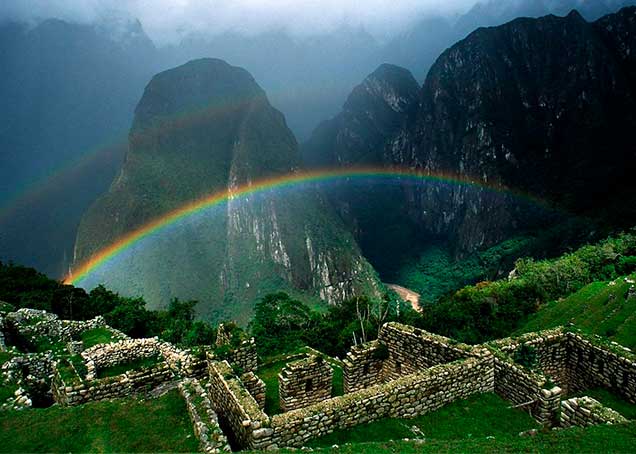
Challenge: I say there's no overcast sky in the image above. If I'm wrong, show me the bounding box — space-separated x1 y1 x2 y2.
0 0 480 43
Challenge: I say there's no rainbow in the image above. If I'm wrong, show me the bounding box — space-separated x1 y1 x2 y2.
64 166 546 286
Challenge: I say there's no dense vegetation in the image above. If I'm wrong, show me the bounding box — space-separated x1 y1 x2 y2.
387 220 599 305
413 231 636 344
0 262 216 347
518 276 636 349
3 230 636 356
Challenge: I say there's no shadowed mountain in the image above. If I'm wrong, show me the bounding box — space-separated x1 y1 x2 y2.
304 8 636 278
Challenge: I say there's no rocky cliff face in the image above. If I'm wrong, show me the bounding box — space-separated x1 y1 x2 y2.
305 8 636 266
397 7 636 250
74 59 381 322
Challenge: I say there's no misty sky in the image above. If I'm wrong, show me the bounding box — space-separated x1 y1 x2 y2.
0 0 480 43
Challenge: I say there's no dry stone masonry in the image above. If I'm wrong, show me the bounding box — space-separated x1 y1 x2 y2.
205 322 636 450
279 355 333 412
3 306 636 451
179 378 231 453
560 396 628 428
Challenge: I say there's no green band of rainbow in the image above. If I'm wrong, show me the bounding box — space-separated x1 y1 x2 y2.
64 166 543 285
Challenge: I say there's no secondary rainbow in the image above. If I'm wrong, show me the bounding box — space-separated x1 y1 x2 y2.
64 166 542 286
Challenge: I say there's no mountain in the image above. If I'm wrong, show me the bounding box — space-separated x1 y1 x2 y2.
385 0 636 83
302 64 426 274
0 17 159 277
304 7 636 278
73 59 382 322
159 25 381 141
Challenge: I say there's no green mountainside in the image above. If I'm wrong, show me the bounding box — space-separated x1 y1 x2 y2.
519 275 636 349
74 59 381 323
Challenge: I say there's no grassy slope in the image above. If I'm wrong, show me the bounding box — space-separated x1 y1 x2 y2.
272 423 636 453
0 390 198 453
306 393 540 448
519 275 636 349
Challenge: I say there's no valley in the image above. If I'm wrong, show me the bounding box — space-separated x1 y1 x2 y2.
2 1 636 452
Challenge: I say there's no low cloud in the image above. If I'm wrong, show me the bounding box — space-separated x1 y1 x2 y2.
0 0 479 44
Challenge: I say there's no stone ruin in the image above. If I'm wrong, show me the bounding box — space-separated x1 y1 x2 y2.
279 355 332 412
2 306 636 452
205 322 636 451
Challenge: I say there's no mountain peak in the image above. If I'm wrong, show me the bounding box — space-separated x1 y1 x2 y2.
345 63 419 114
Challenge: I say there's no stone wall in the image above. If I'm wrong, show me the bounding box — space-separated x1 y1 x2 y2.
242 372 266 410
3 309 119 346
51 337 211 406
565 332 636 403
343 340 385 393
228 339 258 373
179 378 231 453
379 323 473 380
560 396 628 428
491 349 562 425
491 328 636 405
82 338 162 379
270 353 494 448
207 360 272 451
207 352 492 450
52 361 174 406
279 355 332 412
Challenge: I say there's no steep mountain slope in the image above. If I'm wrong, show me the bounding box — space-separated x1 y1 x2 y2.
74 59 381 322
0 18 158 277
306 8 636 275
393 8 636 250
302 64 425 273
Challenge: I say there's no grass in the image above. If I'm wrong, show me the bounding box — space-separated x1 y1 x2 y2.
57 355 88 384
519 275 636 349
0 384 18 404
96 355 162 379
0 351 13 366
258 358 289 415
306 393 540 448
570 388 636 420
0 389 199 453
80 327 117 348
266 422 636 453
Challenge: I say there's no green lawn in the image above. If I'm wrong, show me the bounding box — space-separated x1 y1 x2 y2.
0 383 17 404
268 422 636 453
0 351 13 366
306 393 540 448
258 358 291 415
570 388 636 420
80 327 117 348
519 276 636 349
96 355 162 379
0 389 198 453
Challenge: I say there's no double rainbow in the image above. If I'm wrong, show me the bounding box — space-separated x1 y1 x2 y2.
64 166 541 286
